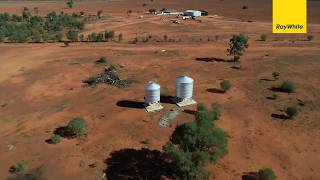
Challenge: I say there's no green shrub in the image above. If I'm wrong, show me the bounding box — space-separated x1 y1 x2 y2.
258 168 276 180
67 117 87 137
279 80 296 93
9 161 26 174
50 134 62 144
260 34 267 41
96 56 108 64
220 80 232 92
286 106 299 119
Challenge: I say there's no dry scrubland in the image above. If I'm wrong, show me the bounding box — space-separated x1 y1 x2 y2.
0 0 320 179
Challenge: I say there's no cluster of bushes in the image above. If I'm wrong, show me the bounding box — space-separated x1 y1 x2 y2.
0 8 84 43
163 103 228 179
48 117 87 144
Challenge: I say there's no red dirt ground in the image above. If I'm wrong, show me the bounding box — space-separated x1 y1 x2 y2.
0 1 319 180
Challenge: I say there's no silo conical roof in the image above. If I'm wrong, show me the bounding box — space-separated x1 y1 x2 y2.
145 81 160 90
176 76 193 84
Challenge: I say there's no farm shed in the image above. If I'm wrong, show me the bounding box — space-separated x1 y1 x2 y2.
184 10 202 17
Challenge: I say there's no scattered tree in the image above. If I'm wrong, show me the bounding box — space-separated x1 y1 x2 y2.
96 56 108 64
279 80 296 93
258 168 276 180
66 117 87 137
220 80 232 92
33 7 39 15
67 0 74 8
163 103 228 179
163 34 168 41
271 93 278 100
148 8 157 14
227 33 249 62
118 33 123 42
307 34 314 41
260 34 267 41
242 5 248 9
285 106 299 119
97 10 103 19
127 9 132 16
272 72 280 80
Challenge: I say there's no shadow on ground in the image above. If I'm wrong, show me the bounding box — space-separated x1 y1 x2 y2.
104 148 175 180
117 100 145 109
160 95 175 104
195 57 231 63
271 113 290 120
207 88 224 93
241 172 259 180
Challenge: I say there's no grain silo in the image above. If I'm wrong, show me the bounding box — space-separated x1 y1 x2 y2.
144 81 163 112
175 76 197 107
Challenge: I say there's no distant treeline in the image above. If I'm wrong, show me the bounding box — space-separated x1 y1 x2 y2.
0 7 119 43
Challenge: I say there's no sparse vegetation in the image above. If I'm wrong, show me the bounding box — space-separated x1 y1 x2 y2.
163 103 228 179
285 106 299 119
148 8 157 14
279 80 296 93
9 161 26 174
67 117 87 137
50 134 62 144
271 93 278 100
67 0 74 8
272 72 280 80
258 168 276 180
227 33 249 62
96 56 108 64
118 33 123 42
260 34 267 41
97 10 103 19
307 34 314 41
220 80 232 92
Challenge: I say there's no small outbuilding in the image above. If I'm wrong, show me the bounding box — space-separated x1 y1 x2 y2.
184 10 202 17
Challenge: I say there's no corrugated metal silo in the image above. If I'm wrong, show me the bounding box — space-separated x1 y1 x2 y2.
145 81 161 104
176 76 194 99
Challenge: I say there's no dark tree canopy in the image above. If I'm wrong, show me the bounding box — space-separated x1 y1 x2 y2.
163 103 228 179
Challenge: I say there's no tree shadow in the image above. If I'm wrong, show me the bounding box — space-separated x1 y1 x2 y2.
271 113 289 120
104 148 175 180
195 57 231 63
242 172 259 180
183 109 196 115
53 127 75 139
160 95 176 104
268 87 288 93
207 88 224 93
260 78 274 82
117 100 145 109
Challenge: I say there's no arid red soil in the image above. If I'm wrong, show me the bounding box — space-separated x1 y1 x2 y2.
0 1 320 180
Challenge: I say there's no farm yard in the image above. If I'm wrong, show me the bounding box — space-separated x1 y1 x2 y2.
0 0 320 179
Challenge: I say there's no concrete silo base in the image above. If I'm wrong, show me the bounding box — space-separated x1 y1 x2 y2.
145 103 163 112
176 98 197 107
